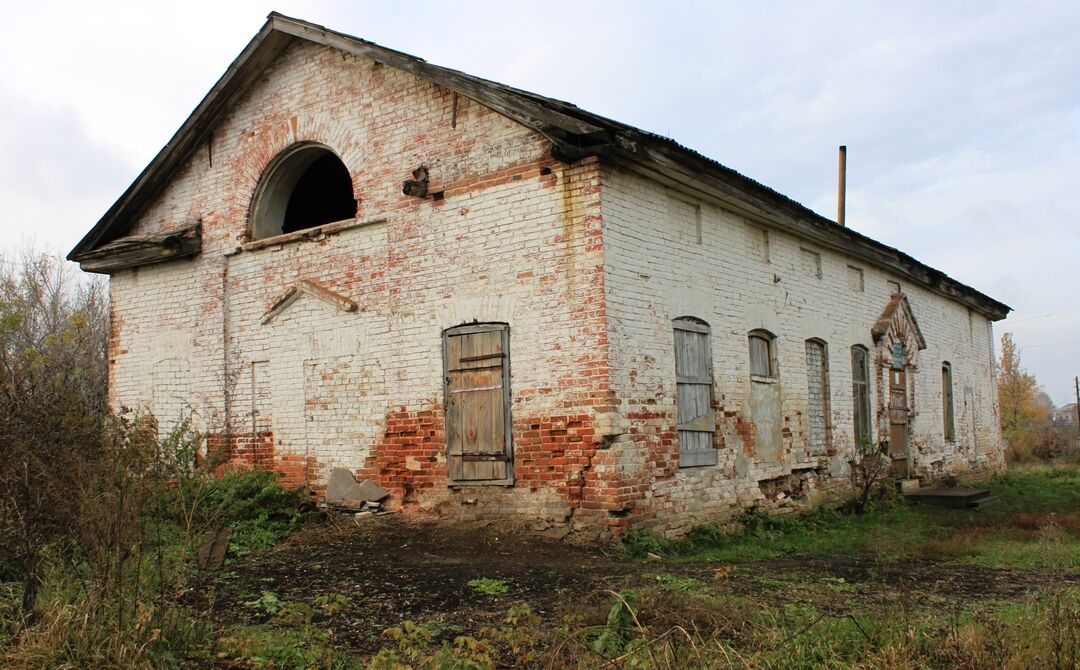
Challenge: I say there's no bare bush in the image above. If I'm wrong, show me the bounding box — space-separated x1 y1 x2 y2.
846 438 892 514
0 249 108 615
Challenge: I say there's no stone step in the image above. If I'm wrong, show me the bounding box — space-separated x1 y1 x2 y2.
903 487 997 509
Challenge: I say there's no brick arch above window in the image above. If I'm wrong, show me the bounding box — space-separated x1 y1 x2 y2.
248 142 358 240
748 329 778 379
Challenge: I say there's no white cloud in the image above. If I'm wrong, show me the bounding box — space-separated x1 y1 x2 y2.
1 0 1077 398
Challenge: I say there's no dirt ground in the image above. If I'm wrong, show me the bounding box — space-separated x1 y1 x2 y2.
197 515 1079 655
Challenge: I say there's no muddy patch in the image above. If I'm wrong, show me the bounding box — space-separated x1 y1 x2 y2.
196 516 629 653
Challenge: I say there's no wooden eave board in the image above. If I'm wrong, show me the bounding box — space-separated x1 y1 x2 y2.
68 11 1011 325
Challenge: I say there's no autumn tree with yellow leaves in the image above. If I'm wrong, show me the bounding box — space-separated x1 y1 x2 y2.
997 333 1052 459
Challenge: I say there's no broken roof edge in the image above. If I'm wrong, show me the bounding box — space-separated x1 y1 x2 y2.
68 14 290 261
69 11 1011 322
596 137 1011 321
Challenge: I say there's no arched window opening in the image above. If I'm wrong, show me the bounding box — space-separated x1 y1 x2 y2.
851 345 872 447
748 329 777 379
942 362 955 441
250 144 356 240
804 338 830 455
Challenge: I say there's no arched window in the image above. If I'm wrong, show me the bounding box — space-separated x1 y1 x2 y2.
673 318 715 467
942 362 955 441
851 345 872 446
804 339 830 455
250 144 356 240
748 329 777 379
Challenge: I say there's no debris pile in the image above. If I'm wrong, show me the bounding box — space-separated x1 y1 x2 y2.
319 468 392 519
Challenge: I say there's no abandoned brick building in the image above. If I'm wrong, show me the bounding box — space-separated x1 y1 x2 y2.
69 13 1010 535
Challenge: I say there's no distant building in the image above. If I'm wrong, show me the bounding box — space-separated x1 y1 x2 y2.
1052 404 1078 429
68 13 1010 536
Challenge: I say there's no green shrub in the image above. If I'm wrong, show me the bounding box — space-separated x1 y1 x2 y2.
468 577 512 596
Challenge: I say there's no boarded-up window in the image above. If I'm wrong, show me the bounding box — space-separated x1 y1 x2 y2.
800 248 822 279
748 226 770 262
805 339 830 455
668 195 702 245
674 318 716 467
443 324 513 483
749 330 777 378
942 362 955 441
251 360 271 432
851 346 872 447
847 265 864 292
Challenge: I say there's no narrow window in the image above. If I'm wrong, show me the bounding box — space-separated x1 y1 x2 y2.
749 330 777 379
851 346 872 447
942 362 955 441
674 318 716 466
443 324 513 484
804 339 830 455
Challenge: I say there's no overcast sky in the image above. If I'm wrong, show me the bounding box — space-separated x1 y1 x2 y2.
2 0 1077 404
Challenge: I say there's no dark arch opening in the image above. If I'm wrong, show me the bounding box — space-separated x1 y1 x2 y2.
282 153 355 234
250 145 356 240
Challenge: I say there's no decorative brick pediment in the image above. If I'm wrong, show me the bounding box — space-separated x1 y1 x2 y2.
260 280 358 325
871 292 927 352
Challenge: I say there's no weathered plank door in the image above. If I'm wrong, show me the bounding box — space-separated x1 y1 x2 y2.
888 367 909 477
443 324 513 483
674 318 716 467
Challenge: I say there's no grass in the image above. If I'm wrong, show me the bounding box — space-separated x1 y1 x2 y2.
624 464 1080 572
6 460 1078 668
468 577 513 596
218 624 364 669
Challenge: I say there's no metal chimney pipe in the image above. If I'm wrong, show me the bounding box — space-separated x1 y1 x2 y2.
837 145 847 227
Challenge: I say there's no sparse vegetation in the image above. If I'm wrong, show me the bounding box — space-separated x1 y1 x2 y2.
468 577 512 596
1 252 1077 668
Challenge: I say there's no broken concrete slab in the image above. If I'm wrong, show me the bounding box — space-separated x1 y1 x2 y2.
356 479 390 503
326 468 365 507
325 468 390 508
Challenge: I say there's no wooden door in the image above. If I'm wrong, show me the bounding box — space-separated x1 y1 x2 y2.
674 319 716 467
888 367 909 477
443 324 512 483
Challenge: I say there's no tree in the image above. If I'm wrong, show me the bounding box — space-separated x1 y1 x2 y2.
997 332 1050 454
0 249 109 615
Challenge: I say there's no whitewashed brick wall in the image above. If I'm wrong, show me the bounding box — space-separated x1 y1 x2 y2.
103 36 1004 535
601 165 1004 534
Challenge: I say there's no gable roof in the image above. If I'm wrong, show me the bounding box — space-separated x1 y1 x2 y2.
69 12 1010 321
871 292 928 351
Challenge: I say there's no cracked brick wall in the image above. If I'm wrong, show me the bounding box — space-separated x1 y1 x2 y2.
600 165 1005 536
104 38 1005 537
108 40 614 530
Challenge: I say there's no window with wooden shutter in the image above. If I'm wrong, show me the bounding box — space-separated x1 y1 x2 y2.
748 330 777 378
443 324 513 484
942 362 955 441
851 345 872 447
674 318 716 467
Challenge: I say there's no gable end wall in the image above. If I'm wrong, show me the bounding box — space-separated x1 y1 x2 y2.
108 40 618 533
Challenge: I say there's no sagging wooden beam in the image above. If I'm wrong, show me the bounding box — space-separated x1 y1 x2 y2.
75 223 202 274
